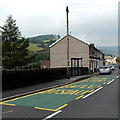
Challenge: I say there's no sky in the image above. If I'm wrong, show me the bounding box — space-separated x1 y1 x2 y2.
0 0 118 46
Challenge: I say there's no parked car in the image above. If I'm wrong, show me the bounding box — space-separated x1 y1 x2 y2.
99 66 112 74
109 65 115 70
111 63 118 69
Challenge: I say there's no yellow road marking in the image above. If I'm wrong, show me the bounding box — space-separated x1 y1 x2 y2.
55 104 68 111
2 77 104 104
2 76 110 109
103 82 107 84
97 85 101 88
88 85 94 89
0 102 16 106
75 95 84 100
2 88 55 103
35 104 68 112
35 107 57 111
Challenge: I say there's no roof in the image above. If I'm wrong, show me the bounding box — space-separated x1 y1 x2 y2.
49 34 89 48
49 35 66 48
49 34 104 55
104 56 112 59
40 60 50 67
89 44 104 55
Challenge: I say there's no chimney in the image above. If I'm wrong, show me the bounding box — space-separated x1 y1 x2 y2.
90 44 94 47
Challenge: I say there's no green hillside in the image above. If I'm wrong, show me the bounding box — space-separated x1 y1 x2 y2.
29 34 60 44
27 34 59 62
28 43 43 52
28 34 59 52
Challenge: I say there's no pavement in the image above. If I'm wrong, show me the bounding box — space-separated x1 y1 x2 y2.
2 72 99 100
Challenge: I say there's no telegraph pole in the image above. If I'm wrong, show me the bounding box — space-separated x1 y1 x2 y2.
66 6 70 79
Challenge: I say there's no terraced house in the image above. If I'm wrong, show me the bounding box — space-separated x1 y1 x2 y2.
49 35 104 75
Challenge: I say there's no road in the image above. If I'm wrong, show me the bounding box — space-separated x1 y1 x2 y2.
1 69 119 119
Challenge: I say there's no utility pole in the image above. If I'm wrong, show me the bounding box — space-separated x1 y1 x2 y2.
66 6 70 79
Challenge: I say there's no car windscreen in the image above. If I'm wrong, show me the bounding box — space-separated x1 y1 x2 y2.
100 67 109 69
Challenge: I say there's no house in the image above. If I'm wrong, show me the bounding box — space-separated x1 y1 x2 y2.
104 55 113 65
40 60 50 68
49 35 104 75
112 56 117 64
89 44 104 72
50 35 89 68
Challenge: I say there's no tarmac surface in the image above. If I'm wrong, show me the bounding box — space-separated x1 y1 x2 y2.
2 75 114 112
1 69 119 119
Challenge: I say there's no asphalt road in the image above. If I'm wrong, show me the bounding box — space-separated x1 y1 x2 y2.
1 69 119 119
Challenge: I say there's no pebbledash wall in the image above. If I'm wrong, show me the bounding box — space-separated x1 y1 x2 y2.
49 35 104 72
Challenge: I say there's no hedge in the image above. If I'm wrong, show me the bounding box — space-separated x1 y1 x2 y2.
2 68 67 91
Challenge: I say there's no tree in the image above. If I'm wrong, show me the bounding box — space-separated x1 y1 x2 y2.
2 15 30 69
57 35 60 39
116 56 120 63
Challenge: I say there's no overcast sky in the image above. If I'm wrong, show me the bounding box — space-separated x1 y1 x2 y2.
0 0 118 46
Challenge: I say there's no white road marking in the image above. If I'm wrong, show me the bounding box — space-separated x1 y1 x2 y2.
82 87 103 99
42 110 62 120
2 110 14 114
116 75 120 79
107 79 115 85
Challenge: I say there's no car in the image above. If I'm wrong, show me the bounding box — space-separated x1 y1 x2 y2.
109 65 115 70
111 64 118 69
99 66 112 74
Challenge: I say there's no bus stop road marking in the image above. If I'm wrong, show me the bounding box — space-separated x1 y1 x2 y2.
0 102 16 106
35 104 68 112
75 95 84 100
1 76 114 111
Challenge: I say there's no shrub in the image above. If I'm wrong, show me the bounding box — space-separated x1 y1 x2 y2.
2 68 67 90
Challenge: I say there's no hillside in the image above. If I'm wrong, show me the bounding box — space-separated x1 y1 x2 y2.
28 34 59 52
28 34 59 62
28 43 44 52
28 34 60 44
28 34 118 62
97 46 118 56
